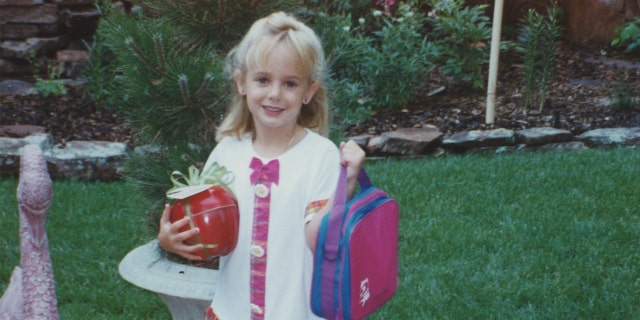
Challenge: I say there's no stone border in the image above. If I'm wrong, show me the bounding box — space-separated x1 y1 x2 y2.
0 133 127 181
354 126 640 157
1 126 639 181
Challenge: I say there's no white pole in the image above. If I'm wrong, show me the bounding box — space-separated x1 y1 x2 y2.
486 0 505 124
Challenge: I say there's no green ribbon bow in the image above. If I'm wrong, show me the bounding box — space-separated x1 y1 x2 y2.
167 163 235 194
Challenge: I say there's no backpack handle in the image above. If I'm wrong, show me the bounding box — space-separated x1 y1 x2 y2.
323 165 371 260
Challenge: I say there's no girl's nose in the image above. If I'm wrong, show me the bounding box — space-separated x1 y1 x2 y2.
268 83 282 100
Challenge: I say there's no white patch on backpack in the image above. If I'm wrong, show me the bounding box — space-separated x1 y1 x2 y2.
359 278 371 306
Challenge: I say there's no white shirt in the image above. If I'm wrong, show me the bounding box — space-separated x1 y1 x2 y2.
204 129 340 319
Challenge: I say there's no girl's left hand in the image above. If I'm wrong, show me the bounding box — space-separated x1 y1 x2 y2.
339 140 366 200
306 140 366 251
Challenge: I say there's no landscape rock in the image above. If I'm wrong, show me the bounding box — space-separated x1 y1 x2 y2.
0 125 46 137
47 140 128 181
442 128 515 152
0 79 34 96
526 141 588 153
0 136 127 181
0 133 53 176
59 8 100 38
0 3 58 24
1 24 40 40
0 58 32 76
366 135 387 155
577 128 640 147
0 134 53 155
0 0 46 5
56 49 89 63
515 127 574 146
349 134 371 151
381 127 443 155
0 36 67 59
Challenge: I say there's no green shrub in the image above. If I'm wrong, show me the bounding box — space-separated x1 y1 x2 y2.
32 77 67 98
98 10 228 232
144 0 299 51
305 12 370 141
31 59 67 97
82 0 119 109
100 12 228 146
427 0 492 89
313 2 434 115
517 2 562 113
366 3 434 110
611 17 640 53
610 81 640 111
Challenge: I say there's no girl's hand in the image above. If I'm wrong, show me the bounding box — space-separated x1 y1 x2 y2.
157 204 204 261
306 140 366 251
339 140 366 200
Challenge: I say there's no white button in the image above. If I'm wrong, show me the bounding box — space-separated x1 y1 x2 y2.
254 184 269 198
250 245 265 257
251 303 263 314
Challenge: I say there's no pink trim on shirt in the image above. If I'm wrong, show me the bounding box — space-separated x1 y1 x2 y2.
248 158 279 319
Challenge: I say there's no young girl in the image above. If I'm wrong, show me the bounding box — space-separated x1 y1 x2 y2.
158 12 365 319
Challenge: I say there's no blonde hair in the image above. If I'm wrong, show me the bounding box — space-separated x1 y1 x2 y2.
216 11 329 141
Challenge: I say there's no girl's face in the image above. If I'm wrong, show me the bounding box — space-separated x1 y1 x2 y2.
236 45 319 135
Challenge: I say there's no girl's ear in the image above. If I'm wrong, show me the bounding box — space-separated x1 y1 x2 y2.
303 81 320 104
234 69 246 95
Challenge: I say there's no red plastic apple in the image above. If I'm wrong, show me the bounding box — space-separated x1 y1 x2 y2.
170 185 239 260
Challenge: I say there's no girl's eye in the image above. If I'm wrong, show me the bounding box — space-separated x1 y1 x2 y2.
257 77 268 84
285 81 298 88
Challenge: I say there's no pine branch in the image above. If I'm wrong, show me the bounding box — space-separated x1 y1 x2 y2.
194 73 213 101
125 37 164 77
178 74 192 108
153 34 166 74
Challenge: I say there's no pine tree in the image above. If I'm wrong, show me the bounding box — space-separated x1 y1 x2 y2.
99 0 297 240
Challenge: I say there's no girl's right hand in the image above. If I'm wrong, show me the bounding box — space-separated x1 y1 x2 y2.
157 204 204 261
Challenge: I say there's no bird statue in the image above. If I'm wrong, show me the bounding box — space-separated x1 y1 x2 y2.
0 144 59 320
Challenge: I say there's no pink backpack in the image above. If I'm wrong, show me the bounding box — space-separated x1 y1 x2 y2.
311 166 399 319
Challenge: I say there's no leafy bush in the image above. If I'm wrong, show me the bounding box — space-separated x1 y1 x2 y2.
83 34 118 109
32 73 67 97
365 3 434 110
313 2 434 116
611 17 640 53
30 57 67 97
610 81 640 111
309 12 372 133
82 1 119 109
426 0 492 89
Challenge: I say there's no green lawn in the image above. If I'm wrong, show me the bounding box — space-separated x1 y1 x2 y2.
1 148 639 319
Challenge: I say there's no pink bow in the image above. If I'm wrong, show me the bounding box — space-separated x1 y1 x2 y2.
249 157 279 185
